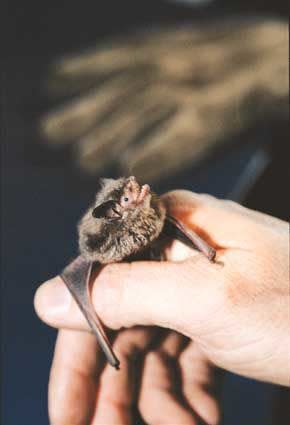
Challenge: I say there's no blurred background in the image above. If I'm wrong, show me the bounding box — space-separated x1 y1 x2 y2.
2 0 289 424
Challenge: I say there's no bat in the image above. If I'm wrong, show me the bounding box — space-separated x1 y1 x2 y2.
61 176 216 369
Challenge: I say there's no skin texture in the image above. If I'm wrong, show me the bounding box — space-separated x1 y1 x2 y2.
34 191 290 425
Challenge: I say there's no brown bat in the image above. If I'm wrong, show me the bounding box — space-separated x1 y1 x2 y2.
61 176 216 369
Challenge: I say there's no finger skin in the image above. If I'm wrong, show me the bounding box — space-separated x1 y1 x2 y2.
139 332 198 424
179 343 221 425
139 351 198 425
48 329 101 425
132 331 220 425
91 327 159 425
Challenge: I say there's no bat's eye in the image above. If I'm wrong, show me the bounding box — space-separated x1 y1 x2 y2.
120 195 132 207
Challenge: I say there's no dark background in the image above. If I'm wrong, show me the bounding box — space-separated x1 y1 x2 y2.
2 1 289 424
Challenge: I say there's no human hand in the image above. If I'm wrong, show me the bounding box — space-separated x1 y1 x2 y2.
35 191 290 423
45 327 221 425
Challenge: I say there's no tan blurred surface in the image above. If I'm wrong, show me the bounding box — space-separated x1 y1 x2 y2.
41 18 288 182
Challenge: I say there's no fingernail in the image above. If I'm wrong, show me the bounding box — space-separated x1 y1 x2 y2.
34 277 71 319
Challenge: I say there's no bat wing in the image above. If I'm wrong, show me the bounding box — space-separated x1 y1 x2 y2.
60 256 120 369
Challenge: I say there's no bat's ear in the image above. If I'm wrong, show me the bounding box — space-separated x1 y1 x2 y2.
92 200 116 218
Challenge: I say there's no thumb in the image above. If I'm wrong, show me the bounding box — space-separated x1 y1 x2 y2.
34 257 222 336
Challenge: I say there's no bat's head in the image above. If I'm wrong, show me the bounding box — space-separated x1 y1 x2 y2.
92 176 152 221
78 176 166 263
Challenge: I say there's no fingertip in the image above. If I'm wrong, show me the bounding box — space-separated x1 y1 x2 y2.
34 277 71 326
